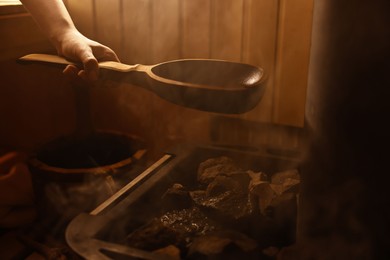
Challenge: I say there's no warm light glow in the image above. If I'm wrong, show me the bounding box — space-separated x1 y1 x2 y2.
245 73 261 86
0 0 21 6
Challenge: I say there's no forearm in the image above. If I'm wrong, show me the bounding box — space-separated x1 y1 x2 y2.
20 0 77 49
21 0 119 80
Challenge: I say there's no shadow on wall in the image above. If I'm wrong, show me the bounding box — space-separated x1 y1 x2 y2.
0 60 75 151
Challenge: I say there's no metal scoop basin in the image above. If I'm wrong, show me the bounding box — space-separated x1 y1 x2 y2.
19 54 266 114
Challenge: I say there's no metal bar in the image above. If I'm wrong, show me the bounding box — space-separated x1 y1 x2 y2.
90 154 172 215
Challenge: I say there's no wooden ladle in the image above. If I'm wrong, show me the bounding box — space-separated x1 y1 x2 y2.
20 54 266 114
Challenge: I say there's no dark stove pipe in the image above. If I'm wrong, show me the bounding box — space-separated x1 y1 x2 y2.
299 0 390 258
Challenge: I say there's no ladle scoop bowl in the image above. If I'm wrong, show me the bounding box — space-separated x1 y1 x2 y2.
19 54 266 114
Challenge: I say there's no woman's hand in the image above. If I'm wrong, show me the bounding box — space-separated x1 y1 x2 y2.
20 0 120 82
56 29 120 82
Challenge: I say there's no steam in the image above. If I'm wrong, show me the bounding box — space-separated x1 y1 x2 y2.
45 172 117 220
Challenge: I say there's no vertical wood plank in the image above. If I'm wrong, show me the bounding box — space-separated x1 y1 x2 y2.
181 0 211 58
92 0 155 142
121 0 152 64
179 0 213 146
150 0 191 149
151 0 181 63
94 0 122 57
210 0 244 61
240 0 251 63
65 0 95 38
240 0 279 123
273 0 314 126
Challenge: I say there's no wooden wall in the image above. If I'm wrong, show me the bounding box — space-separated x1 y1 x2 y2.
64 0 313 153
0 7 76 151
0 0 313 155
65 0 313 127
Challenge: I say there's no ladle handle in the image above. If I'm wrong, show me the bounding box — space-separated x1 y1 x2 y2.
19 54 139 72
